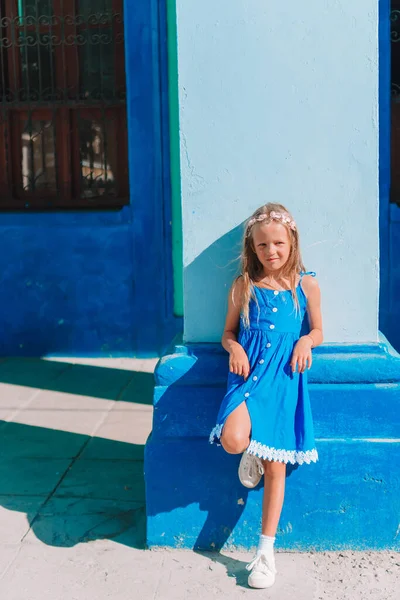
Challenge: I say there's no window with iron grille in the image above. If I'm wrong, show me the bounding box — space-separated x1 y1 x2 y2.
0 0 128 210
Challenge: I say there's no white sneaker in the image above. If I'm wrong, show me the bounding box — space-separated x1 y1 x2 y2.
246 553 277 589
238 452 264 488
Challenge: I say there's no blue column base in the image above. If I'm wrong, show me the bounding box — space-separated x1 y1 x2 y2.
145 336 400 550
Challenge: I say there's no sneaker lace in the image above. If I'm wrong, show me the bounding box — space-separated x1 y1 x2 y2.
246 553 275 575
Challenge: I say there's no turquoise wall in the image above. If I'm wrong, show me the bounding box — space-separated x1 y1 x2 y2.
176 0 380 343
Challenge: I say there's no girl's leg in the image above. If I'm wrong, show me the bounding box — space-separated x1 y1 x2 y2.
261 460 287 536
220 402 251 454
247 460 286 589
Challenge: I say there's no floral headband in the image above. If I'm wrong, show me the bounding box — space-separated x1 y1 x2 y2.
247 210 296 232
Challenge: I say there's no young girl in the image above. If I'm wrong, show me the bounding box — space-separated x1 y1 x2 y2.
209 203 323 589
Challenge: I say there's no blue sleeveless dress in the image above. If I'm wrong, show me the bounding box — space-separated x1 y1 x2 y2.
209 272 318 465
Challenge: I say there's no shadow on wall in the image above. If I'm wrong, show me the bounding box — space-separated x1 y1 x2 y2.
147 226 244 549
0 358 156 549
183 224 243 341
182 221 311 342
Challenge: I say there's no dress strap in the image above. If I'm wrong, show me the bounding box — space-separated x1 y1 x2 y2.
299 271 316 281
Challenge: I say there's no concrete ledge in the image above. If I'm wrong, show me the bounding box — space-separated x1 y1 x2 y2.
145 437 400 551
153 383 400 439
155 336 400 386
146 338 400 550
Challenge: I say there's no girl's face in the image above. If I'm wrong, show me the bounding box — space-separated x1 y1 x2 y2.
252 221 291 274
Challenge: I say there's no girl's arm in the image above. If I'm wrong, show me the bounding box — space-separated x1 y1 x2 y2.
221 278 242 352
290 275 323 373
302 275 323 348
222 278 250 380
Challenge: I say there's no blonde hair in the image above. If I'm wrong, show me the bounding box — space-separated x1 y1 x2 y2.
237 203 306 327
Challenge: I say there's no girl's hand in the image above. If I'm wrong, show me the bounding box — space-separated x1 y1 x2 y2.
229 346 251 380
290 336 313 373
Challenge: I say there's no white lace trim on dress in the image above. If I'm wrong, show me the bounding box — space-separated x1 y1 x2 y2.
209 424 223 443
247 440 318 465
209 425 318 465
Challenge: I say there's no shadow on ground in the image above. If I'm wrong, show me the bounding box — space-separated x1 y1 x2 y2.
0 357 155 404
0 358 155 549
0 422 147 549
0 357 299 563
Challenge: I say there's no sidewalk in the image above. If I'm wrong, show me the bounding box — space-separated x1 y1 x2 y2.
0 357 398 599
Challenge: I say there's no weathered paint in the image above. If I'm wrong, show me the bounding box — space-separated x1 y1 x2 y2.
145 340 400 550
176 0 379 343
0 0 179 357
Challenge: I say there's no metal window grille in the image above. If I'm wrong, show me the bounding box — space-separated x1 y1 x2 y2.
0 0 128 210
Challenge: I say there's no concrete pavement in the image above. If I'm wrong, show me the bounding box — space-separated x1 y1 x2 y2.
0 357 398 599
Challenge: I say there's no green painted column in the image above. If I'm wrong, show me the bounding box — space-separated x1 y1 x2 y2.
167 0 183 317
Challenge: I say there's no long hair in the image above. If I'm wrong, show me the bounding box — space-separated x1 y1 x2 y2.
238 203 306 327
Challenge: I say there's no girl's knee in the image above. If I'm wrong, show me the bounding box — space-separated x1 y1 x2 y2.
221 430 249 454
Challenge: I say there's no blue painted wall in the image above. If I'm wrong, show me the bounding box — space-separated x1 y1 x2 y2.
0 211 133 355
388 205 400 351
379 0 391 341
0 0 179 357
379 0 400 353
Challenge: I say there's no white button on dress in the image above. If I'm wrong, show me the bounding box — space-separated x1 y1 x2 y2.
274 291 279 295
253 376 258 381
266 343 271 348
259 359 265 364
272 307 278 312
269 324 275 330
244 392 250 398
